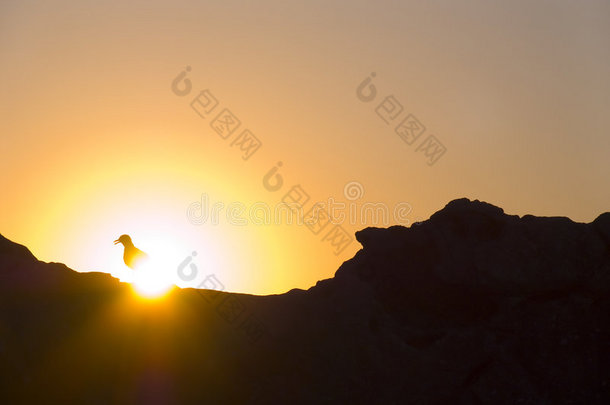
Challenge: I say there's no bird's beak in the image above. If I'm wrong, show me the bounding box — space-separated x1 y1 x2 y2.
113 239 120 245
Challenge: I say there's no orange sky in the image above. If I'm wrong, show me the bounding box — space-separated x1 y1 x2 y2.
1 0 609 294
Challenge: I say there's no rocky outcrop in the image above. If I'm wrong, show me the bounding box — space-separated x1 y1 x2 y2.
1 199 608 404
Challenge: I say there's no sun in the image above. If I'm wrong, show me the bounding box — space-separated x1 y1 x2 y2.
116 234 184 299
131 267 174 298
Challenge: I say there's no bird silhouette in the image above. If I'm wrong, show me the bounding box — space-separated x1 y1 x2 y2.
114 234 149 270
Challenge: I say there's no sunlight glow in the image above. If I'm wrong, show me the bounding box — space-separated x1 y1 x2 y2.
118 235 183 299
131 269 174 298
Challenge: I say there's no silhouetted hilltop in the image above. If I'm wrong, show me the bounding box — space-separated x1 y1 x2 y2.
1 199 609 404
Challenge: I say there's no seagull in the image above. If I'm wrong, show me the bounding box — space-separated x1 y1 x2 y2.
114 234 149 270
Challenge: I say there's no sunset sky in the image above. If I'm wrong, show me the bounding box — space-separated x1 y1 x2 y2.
2 0 609 295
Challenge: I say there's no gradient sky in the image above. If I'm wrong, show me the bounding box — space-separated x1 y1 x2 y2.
2 0 609 294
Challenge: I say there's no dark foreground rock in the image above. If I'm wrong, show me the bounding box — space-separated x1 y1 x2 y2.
1 198 609 404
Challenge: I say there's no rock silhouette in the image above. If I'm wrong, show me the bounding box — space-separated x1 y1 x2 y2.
0 198 609 404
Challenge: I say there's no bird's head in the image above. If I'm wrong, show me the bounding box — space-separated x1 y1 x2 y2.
113 234 132 246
